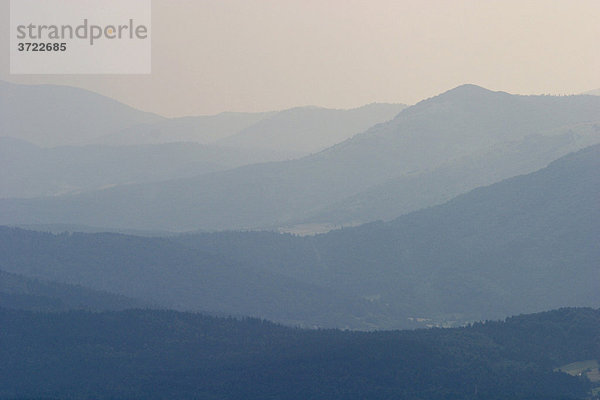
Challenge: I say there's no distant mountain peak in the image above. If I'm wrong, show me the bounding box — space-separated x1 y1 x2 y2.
399 84 507 113
396 84 516 116
435 84 499 100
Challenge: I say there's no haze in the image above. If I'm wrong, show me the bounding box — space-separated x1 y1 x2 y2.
3 2 600 398
1 0 599 117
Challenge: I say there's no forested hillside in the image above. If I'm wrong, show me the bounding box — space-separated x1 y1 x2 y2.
0 227 390 329
1 145 598 329
0 270 145 312
176 144 600 323
1 307 598 399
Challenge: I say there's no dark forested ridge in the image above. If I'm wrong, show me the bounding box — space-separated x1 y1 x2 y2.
0 270 145 312
1 307 599 400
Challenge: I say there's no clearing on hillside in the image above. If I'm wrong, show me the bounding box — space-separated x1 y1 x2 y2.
555 360 600 383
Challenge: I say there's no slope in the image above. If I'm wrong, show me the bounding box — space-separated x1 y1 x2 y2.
1 85 599 231
0 270 145 311
0 137 300 198
0 146 597 329
0 81 163 146
290 127 600 228
176 144 600 324
105 104 405 155
217 103 406 154
0 227 392 329
99 111 275 145
1 307 598 399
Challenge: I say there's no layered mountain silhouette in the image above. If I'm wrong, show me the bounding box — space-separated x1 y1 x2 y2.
1 81 405 199
104 104 405 154
1 145 598 328
216 103 406 154
1 85 599 231
172 144 600 323
101 111 276 145
0 81 163 146
0 227 392 329
0 137 300 198
289 128 599 227
1 81 404 151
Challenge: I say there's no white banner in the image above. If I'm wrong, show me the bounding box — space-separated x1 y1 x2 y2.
10 0 151 74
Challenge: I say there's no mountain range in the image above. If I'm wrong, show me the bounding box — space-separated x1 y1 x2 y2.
2 144 598 328
105 103 406 155
215 103 406 154
174 144 600 323
0 81 405 199
0 226 390 329
1 84 599 231
0 137 299 198
3 48 600 400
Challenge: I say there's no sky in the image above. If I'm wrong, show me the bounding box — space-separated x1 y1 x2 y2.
1 0 599 117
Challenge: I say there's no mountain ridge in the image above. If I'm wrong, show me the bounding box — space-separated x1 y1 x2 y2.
1 85 598 231
0 144 598 328
0 80 164 146
1 306 598 399
0 269 146 312
172 144 600 323
216 102 406 154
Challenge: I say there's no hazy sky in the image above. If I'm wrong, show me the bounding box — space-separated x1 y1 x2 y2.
2 0 599 117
